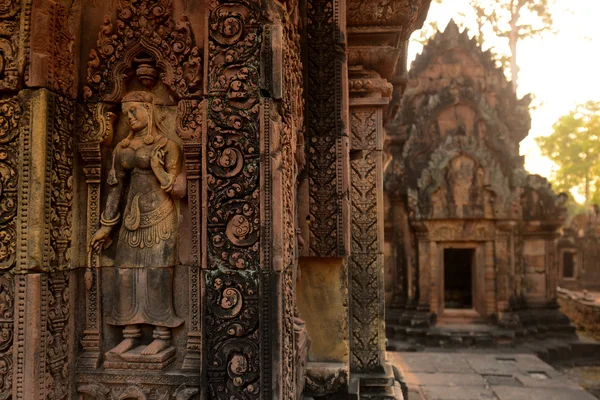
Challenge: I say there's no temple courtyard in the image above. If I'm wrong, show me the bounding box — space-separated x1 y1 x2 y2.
390 350 600 399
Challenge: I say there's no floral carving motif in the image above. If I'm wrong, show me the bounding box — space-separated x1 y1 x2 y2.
0 274 13 399
306 0 347 256
0 0 22 91
49 96 74 271
46 272 70 400
0 97 20 271
84 0 202 101
205 270 259 400
206 1 261 270
349 108 382 372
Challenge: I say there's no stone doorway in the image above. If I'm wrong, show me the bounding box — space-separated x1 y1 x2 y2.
443 248 475 311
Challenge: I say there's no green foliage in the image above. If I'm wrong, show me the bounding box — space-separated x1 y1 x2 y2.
536 101 600 204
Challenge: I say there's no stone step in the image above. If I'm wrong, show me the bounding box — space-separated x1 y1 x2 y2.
359 385 398 400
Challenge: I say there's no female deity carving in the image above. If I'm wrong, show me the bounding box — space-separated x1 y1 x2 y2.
90 91 184 357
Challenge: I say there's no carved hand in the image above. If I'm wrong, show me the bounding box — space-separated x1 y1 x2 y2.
151 138 176 192
151 139 167 174
89 225 113 253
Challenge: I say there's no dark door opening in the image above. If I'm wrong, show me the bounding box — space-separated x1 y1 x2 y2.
444 248 474 309
562 252 575 279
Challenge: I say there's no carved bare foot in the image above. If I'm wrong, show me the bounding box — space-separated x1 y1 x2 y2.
108 338 138 355
140 339 169 355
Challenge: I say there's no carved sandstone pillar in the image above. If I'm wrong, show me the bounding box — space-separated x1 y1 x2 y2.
348 73 390 372
0 0 79 397
204 1 303 398
345 0 431 379
303 0 350 258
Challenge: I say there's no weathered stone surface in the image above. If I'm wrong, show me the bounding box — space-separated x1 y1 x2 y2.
390 351 597 400
558 206 600 291
384 21 572 342
297 257 349 363
2 0 438 398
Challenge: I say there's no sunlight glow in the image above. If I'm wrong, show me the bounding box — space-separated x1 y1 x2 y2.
408 0 600 204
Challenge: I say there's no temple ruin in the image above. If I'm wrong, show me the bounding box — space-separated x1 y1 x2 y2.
384 22 574 346
0 0 435 398
559 206 600 290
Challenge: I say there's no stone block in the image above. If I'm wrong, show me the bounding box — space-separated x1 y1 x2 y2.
297 257 349 363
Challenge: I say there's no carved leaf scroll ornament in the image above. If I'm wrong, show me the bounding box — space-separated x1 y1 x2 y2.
0 97 19 270
206 272 260 400
84 0 202 102
207 1 262 270
0 0 20 91
0 274 13 398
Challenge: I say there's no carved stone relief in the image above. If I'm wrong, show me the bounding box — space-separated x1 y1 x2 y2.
349 107 383 372
0 0 27 92
0 274 13 398
176 98 204 371
0 96 20 272
347 0 426 28
76 1 204 395
16 90 74 274
83 0 202 102
27 0 77 98
88 91 185 369
306 0 348 257
411 136 515 220
204 0 268 397
206 0 261 271
205 270 260 400
47 271 70 400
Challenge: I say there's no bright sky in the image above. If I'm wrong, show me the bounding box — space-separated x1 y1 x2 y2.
408 0 600 200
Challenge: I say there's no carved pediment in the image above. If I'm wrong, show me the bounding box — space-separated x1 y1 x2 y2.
84 0 202 102
408 136 518 220
401 21 531 146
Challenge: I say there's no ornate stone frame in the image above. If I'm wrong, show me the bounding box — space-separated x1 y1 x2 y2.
77 0 204 375
437 242 485 319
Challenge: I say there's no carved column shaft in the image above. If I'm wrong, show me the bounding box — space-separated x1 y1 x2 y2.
177 99 205 372
12 89 75 400
77 103 114 370
204 1 302 398
348 94 387 373
304 0 350 257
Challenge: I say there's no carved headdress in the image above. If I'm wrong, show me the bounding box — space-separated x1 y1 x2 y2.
121 91 160 147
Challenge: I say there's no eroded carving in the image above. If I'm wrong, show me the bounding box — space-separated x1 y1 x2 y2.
0 274 13 398
306 0 347 256
0 0 24 91
205 270 259 400
0 97 20 271
90 91 184 367
206 0 262 271
349 108 382 372
84 0 202 101
47 272 70 400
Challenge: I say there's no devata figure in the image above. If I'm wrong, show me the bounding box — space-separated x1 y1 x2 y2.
90 91 184 357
